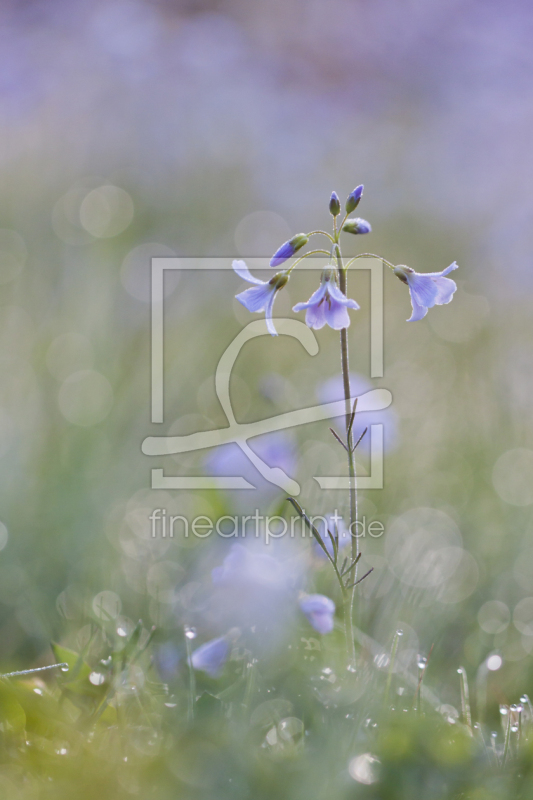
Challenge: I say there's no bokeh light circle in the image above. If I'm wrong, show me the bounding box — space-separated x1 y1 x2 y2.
58 370 113 426
477 600 510 634
492 448 533 506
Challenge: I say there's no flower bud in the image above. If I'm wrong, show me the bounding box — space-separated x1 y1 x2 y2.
345 184 363 214
270 233 309 267
329 191 341 217
342 217 371 235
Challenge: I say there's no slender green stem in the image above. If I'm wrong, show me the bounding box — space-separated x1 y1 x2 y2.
306 230 335 242
0 663 69 679
384 630 402 708
344 253 396 271
184 628 196 723
335 243 358 671
458 667 472 734
285 249 331 274
502 711 512 768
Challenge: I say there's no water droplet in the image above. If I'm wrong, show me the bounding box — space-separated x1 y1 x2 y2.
60 664 69 673
89 672 105 686
117 626 128 637
33 688 43 696
511 725 519 733
520 695 529 704
55 747 68 756
491 731 498 739
164 702 177 708
396 629 404 637
322 667 333 675
417 656 427 671
184 626 197 640
346 664 356 673
500 706 509 716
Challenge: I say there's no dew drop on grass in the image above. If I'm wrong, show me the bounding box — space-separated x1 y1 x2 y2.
89 672 106 686
184 626 197 640
500 706 509 716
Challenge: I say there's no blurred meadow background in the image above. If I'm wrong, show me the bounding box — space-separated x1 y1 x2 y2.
2 0 533 797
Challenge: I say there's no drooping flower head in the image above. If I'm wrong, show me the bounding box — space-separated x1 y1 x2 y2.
293 268 359 330
394 262 458 322
191 635 229 677
345 184 364 214
233 260 287 336
270 233 309 268
299 594 336 634
342 217 372 235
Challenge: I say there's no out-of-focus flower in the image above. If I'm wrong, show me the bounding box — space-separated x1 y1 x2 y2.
345 185 364 214
212 542 287 589
233 260 287 336
191 635 230 677
156 642 180 680
312 514 351 559
342 218 372 235
316 372 398 453
270 233 309 267
299 594 336 634
393 262 458 322
293 268 359 330
329 191 341 217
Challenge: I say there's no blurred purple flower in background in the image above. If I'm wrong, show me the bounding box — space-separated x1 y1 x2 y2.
394 262 458 321
233 260 287 336
293 269 359 330
299 594 336 634
312 514 352 560
205 430 297 502
191 635 229 677
316 372 398 453
206 541 303 653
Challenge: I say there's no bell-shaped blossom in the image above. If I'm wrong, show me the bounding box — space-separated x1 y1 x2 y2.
394 262 458 322
270 233 308 267
293 269 359 330
233 260 287 336
191 635 229 677
299 594 336 634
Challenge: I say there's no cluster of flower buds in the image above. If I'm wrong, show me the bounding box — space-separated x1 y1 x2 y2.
233 184 458 334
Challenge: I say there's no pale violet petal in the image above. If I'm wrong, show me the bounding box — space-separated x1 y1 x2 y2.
232 259 265 286
305 298 327 329
292 282 328 312
407 290 429 322
433 276 457 305
324 295 351 329
264 289 278 336
236 283 274 313
406 273 439 309
327 283 360 310
422 261 459 278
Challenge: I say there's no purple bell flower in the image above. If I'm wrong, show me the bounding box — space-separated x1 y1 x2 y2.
299 594 336 634
233 259 287 336
393 262 458 322
293 268 359 330
191 635 230 677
